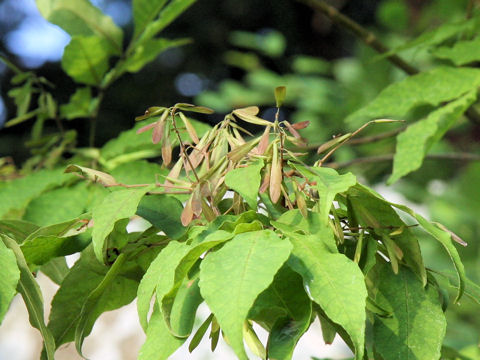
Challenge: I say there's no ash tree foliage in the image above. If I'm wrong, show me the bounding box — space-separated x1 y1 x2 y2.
0 0 480 360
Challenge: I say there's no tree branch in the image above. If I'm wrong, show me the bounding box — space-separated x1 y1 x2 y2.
296 0 480 125
327 152 480 169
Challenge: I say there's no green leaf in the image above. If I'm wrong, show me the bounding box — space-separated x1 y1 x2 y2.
40 257 70 285
110 160 166 184
23 182 90 226
161 230 234 336
136 194 186 239
135 0 196 45
92 187 152 263
64 164 117 186
48 246 138 348
167 276 203 338
373 263 446 360
389 90 477 184
292 164 356 224
272 209 338 254
21 217 91 265
8 79 33 117
346 67 480 125
132 0 168 39
122 38 190 73
378 17 477 58
390 203 466 303
287 233 367 360
347 184 427 285
136 241 190 331
0 239 20 324
0 220 39 243
75 253 127 354
275 86 287 107
60 87 93 120
430 269 480 305
1 235 56 359
433 37 480 66
199 230 292 360
249 265 312 360
0 168 72 219
61 36 111 85
35 0 123 52
138 304 185 360
225 159 264 209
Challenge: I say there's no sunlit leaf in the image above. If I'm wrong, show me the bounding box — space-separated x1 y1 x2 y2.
36 0 123 52
61 36 111 85
373 263 446 360
225 159 264 209
287 232 367 360
1 235 56 359
389 90 476 184
0 239 20 324
92 187 152 263
199 230 292 360
346 67 480 125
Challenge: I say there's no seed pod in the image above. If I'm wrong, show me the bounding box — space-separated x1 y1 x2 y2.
269 143 282 203
259 163 271 194
179 112 199 144
284 121 301 139
256 125 271 155
291 121 310 130
181 197 194 226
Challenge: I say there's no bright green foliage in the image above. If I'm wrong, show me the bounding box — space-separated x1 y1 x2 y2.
389 91 477 184
433 37 480 65
1 235 56 360
23 182 90 226
60 87 93 119
133 0 196 46
92 187 152 262
392 203 466 303
347 184 427 284
20 217 90 265
122 38 191 73
380 17 478 58
136 241 190 331
35 0 123 52
250 265 312 360
48 246 138 349
287 233 367 360
0 168 72 218
199 230 292 360
346 67 480 125
62 36 112 85
138 305 185 360
225 159 264 209
1 1 479 359
293 164 356 224
373 263 446 360
0 239 20 324
137 195 186 239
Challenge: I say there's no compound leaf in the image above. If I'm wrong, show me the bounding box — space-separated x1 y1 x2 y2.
225 159 264 209
374 263 446 360
287 233 367 360
199 230 292 360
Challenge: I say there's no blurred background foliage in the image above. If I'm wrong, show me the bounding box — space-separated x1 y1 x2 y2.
0 0 479 356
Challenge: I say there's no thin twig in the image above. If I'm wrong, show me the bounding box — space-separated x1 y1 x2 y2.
317 120 402 166
466 0 477 19
348 126 405 145
296 0 480 125
327 152 480 169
